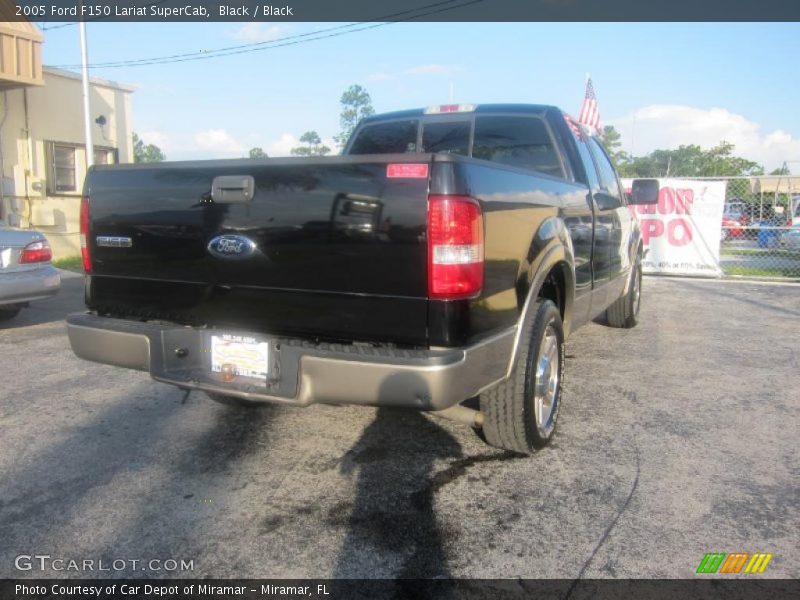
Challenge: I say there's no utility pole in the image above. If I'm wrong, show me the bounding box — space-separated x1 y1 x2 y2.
79 20 94 168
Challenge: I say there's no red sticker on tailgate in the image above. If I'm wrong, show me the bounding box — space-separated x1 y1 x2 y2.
387 163 429 178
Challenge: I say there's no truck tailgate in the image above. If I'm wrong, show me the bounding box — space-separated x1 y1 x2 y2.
86 156 431 345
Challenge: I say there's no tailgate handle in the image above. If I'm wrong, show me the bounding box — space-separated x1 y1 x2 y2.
211 175 255 203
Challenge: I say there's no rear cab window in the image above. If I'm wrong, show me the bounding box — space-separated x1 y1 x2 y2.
348 111 570 181
473 116 565 178
421 120 471 155
348 120 418 154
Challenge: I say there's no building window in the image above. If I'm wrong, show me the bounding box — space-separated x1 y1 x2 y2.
94 147 118 165
46 142 118 195
52 144 77 193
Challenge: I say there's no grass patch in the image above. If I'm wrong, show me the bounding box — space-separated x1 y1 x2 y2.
722 265 800 279
52 256 83 272
720 246 800 258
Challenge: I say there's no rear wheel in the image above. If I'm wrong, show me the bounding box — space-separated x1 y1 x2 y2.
606 257 642 329
479 299 564 455
0 306 22 321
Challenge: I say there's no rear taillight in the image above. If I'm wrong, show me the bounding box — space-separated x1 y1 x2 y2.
80 196 91 273
19 239 52 264
427 195 484 300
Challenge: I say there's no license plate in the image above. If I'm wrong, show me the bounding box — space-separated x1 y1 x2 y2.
210 334 269 379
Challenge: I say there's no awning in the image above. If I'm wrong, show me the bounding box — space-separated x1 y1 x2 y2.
0 19 44 90
748 176 800 195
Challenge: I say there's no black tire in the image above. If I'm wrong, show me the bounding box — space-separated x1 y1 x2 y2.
205 392 266 408
0 306 22 321
479 299 565 455
606 257 642 329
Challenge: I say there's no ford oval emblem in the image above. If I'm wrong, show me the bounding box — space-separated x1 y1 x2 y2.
207 235 257 259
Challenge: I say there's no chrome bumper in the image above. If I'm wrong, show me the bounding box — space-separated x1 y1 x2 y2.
66 313 515 410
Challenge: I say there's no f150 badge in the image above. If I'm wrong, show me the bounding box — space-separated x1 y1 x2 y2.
207 235 257 259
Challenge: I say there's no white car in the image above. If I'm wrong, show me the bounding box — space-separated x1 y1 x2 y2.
0 227 61 321
780 224 800 249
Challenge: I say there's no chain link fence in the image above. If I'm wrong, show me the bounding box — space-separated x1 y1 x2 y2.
715 176 800 280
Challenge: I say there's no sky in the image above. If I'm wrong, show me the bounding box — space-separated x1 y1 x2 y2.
40 21 800 170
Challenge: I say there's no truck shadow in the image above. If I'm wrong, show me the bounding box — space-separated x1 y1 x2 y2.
331 405 461 596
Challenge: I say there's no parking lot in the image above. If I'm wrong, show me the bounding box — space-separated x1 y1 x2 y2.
1 274 797 579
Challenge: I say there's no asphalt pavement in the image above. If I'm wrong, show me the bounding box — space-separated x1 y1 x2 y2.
1 274 798 579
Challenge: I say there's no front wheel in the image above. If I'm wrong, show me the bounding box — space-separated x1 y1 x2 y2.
479 299 565 455
606 258 642 329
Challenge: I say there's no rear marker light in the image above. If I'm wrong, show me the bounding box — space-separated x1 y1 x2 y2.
427 195 484 300
387 163 429 178
19 240 52 264
80 196 91 273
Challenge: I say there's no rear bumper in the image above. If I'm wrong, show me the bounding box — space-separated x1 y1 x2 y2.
0 265 60 306
66 313 515 410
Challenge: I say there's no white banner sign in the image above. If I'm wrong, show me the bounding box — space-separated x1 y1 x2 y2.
622 178 726 276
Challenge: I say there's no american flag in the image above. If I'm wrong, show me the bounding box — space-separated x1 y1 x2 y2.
578 77 601 133
564 113 583 139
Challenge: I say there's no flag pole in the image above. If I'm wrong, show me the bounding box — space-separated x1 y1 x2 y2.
79 19 94 168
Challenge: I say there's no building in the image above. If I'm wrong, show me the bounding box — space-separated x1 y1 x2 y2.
0 20 133 258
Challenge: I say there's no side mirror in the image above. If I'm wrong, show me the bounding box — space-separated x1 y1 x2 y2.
629 179 659 205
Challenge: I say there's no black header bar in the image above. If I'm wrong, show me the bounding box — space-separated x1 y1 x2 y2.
7 0 800 23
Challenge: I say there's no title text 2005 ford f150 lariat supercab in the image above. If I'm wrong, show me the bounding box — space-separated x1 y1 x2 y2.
67 104 659 454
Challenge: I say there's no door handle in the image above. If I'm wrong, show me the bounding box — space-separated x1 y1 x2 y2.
211 175 255 203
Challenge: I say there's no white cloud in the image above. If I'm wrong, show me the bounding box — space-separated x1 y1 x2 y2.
267 133 300 157
192 129 247 155
608 105 800 171
230 23 289 43
138 130 171 151
266 133 338 157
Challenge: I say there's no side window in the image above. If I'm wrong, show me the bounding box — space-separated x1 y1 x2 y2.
587 138 623 201
472 116 565 179
421 120 470 155
349 120 418 154
47 142 78 194
94 147 118 165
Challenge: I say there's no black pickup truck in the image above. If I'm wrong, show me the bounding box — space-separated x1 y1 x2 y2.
67 104 658 454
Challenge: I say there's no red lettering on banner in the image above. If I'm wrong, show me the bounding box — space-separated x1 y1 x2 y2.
634 187 694 216
639 217 693 247
640 219 664 245
668 219 693 246
675 189 694 214
658 187 675 215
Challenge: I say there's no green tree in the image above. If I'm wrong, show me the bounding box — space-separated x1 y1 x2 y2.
334 84 375 148
618 142 763 178
249 147 268 159
770 164 790 175
598 125 628 168
290 131 331 156
132 132 165 163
